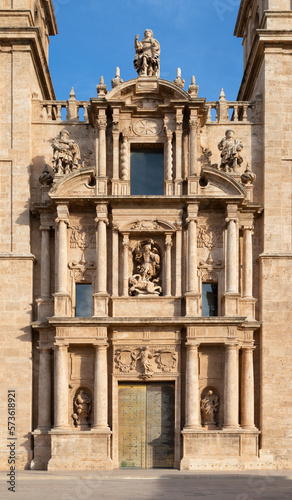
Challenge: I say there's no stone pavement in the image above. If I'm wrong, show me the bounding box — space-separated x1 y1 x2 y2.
0 469 292 500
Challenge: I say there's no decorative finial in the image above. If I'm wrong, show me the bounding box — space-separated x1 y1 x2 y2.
173 68 185 88
111 66 123 88
134 29 160 78
219 88 226 100
69 87 76 99
39 164 53 186
188 75 199 97
96 76 107 97
241 164 256 185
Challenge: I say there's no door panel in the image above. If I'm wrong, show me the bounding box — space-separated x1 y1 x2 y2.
118 383 175 468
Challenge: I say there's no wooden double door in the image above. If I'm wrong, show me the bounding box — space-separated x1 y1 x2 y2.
118 382 175 468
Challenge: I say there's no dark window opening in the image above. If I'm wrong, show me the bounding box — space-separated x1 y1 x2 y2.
202 283 218 317
130 145 164 195
75 283 92 317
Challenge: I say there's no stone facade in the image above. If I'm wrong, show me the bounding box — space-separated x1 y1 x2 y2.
0 0 291 471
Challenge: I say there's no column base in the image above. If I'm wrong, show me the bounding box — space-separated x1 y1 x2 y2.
48 430 113 471
181 428 260 471
222 292 240 316
239 297 257 320
185 292 201 316
174 179 183 195
96 176 108 195
31 431 51 470
111 179 130 195
93 293 109 316
53 293 71 317
165 180 174 195
36 298 54 321
187 175 199 195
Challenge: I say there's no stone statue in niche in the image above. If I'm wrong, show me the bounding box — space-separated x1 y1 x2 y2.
218 129 243 172
129 239 162 295
52 129 81 175
134 29 160 77
200 389 220 427
72 389 92 429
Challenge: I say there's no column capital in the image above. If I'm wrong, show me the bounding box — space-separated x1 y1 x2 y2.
165 233 173 247
37 346 52 354
54 343 69 351
185 341 200 349
241 344 256 352
122 233 130 247
225 217 238 224
95 203 108 224
241 224 254 233
56 204 70 224
225 204 238 219
97 118 107 131
93 343 109 350
187 202 199 220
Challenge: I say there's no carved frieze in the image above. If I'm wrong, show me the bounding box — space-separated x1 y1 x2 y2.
133 119 162 136
70 226 96 250
114 345 178 375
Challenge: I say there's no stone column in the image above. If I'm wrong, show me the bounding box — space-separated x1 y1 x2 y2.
112 225 119 296
165 234 172 296
112 108 120 180
187 205 199 293
37 347 51 430
175 225 182 296
97 116 107 177
54 344 69 429
189 116 197 176
241 346 256 429
92 344 110 430
56 205 69 294
121 134 129 181
166 131 173 181
224 344 239 429
122 233 130 296
175 108 183 190
40 226 51 299
95 204 108 294
226 214 238 293
242 226 254 298
184 343 200 428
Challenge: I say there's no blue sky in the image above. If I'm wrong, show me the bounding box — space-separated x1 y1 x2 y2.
50 0 243 102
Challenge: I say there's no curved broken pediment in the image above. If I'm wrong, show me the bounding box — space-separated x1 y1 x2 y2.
199 167 247 199
119 219 176 233
49 167 96 198
106 77 190 105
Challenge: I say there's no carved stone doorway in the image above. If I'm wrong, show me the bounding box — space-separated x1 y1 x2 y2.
118 382 175 468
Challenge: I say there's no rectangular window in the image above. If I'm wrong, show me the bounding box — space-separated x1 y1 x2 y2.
130 145 164 195
202 283 218 317
75 284 92 317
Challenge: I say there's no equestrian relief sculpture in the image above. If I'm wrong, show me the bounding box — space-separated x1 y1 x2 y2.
129 239 162 295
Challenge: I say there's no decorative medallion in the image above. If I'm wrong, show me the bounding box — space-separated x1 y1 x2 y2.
133 119 162 136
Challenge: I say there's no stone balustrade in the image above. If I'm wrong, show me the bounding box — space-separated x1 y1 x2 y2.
205 101 253 123
40 100 90 123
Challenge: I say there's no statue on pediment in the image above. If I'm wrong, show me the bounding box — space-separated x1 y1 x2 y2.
134 29 160 77
218 129 243 172
52 129 81 175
